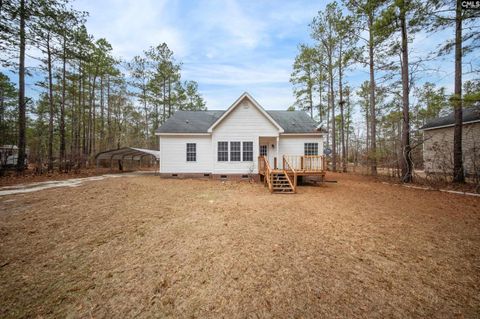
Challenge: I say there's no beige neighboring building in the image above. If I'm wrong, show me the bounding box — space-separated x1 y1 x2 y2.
420 106 480 177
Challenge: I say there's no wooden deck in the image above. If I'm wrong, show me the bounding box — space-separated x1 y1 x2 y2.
258 155 326 194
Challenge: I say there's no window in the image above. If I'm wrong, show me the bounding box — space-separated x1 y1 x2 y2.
230 141 241 161
243 142 253 161
218 141 228 161
304 143 318 156
259 145 268 157
186 143 196 161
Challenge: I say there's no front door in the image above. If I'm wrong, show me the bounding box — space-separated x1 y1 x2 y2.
260 143 275 168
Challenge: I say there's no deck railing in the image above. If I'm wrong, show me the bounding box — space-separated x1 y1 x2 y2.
282 156 297 192
282 155 326 172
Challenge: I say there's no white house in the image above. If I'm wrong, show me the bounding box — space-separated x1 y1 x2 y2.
155 92 325 190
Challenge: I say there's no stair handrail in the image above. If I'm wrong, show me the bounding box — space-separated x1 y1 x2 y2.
261 155 273 193
282 155 297 193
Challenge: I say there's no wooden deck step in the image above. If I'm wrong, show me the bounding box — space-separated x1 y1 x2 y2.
271 172 294 194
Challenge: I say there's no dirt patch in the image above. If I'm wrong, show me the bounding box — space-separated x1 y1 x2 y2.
0 168 120 187
0 173 479 318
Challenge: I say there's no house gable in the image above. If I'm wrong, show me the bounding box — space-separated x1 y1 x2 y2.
207 92 284 133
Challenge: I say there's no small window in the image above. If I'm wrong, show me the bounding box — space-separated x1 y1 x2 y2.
304 143 318 156
243 142 253 161
230 141 241 161
259 145 268 157
186 143 196 161
218 141 228 161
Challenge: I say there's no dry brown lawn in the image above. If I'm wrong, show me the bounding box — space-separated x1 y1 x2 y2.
0 173 479 318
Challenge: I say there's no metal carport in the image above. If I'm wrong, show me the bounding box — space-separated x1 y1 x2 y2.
95 147 160 172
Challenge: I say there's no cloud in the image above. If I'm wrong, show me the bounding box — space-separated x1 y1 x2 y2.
75 0 187 59
10 0 466 115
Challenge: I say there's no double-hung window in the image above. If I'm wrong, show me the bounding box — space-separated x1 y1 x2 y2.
304 143 318 156
230 142 241 161
186 143 196 162
218 142 228 161
242 142 253 161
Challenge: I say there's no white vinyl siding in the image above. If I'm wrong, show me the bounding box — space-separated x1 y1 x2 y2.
159 135 212 173
158 95 325 175
278 135 324 159
212 98 280 174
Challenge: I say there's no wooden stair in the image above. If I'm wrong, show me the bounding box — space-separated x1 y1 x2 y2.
271 172 294 194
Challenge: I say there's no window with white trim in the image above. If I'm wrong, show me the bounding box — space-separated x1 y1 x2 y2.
304 143 318 156
218 141 228 161
230 141 241 161
243 142 253 161
186 143 196 162
259 145 267 157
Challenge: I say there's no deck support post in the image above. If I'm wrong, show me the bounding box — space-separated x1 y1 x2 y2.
276 136 279 166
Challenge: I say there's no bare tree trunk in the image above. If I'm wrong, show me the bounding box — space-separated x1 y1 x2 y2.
168 77 172 118
16 0 26 172
345 88 351 168
92 77 97 156
88 72 97 158
329 53 336 171
47 32 54 172
107 75 112 149
368 14 377 176
453 0 464 183
365 100 369 157
400 4 412 183
60 35 67 172
162 78 166 123
308 66 313 119
143 82 148 142
318 70 323 123
100 75 104 151
70 69 76 161
326 80 330 149
82 75 88 163
338 46 346 173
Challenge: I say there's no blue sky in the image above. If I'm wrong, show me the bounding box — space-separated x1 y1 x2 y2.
73 0 326 109
12 0 477 112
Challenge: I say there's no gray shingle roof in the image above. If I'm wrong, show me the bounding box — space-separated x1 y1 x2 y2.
266 111 319 133
156 110 321 134
421 106 480 130
156 111 225 133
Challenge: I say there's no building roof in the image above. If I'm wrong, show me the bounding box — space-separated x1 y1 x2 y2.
420 106 480 131
156 110 321 134
156 111 224 133
267 111 320 133
95 147 160 160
